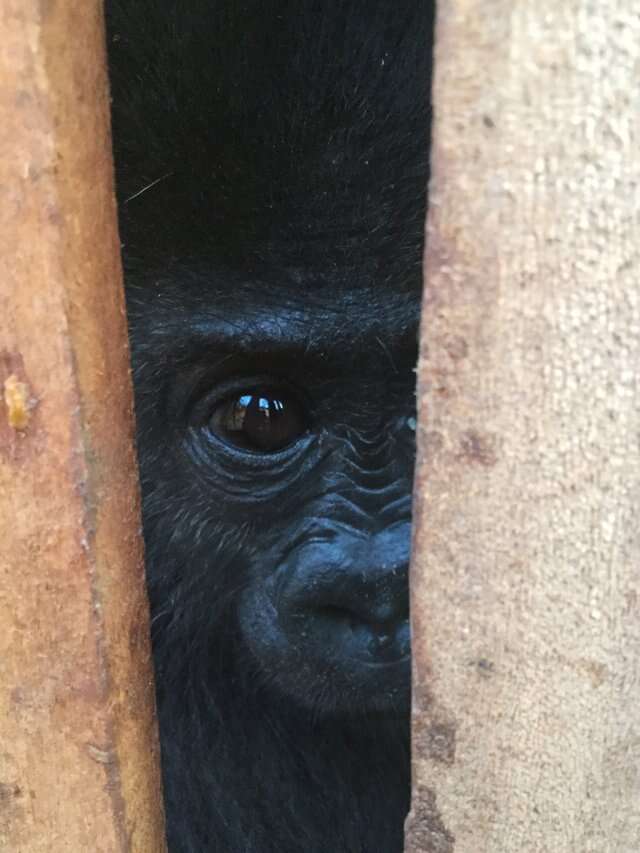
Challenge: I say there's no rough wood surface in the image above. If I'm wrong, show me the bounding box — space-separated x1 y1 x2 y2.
407 2 640 852
0 2 166 850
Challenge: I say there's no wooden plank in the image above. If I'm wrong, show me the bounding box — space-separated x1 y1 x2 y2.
0 2 166 850
406 2 640 851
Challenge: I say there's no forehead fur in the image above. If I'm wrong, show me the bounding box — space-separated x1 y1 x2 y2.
106 0 433 287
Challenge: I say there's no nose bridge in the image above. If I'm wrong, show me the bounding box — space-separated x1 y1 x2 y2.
341 521 411 618
346 521 410 624
334 521 411 588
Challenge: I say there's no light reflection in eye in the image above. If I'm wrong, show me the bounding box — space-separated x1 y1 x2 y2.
211 388 307 452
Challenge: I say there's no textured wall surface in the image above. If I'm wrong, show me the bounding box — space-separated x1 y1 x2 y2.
0 2 166 850
407 2 640 851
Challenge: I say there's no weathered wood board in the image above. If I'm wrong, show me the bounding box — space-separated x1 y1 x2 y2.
407 2 640 851
0 2 166 850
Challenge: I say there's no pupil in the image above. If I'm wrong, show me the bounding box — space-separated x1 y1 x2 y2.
229 390 300 451
247 395 276 436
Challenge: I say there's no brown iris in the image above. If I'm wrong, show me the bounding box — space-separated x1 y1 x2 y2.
210 389 307 452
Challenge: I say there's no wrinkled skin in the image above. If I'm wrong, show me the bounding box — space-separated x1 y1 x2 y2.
106 2 432 851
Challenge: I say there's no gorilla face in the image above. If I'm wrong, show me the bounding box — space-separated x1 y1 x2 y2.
107 0 432 848
228 323 416 714
130 279 418 717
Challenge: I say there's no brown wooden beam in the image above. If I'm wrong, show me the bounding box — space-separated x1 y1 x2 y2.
0 1 166 849
407 1 640 851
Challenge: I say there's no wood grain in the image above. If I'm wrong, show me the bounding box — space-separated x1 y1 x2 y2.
407 2 640 851
0 2 166 850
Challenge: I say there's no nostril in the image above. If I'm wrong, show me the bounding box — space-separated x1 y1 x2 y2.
312 604 410 661
340 579 406 622
314 603 407 630
350 616 410 663
314 604 354 626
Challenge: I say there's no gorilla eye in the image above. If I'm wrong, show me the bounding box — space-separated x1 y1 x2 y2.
210 389 307 453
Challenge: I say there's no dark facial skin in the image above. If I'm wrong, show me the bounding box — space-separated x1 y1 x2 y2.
106 2 432 851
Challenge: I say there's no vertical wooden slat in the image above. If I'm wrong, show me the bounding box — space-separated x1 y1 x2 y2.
0 2 166 850
407 2 640 852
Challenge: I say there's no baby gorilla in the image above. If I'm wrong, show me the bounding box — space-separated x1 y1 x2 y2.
106 1 433 851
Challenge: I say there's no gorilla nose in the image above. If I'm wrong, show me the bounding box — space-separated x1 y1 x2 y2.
281 523 411 664
310 571 410 663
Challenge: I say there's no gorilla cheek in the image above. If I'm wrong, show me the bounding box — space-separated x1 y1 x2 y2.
236 581 290 668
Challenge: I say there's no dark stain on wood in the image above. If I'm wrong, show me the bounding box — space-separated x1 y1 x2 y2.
418 718 457 766
472 657 495 677
458 429 498 466
405 786 455 853
444 335 469 361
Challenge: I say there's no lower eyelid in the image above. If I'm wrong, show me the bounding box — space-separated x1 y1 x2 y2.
189 426 315 470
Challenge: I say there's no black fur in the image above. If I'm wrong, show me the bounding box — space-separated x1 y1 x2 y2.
106 3 433 851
